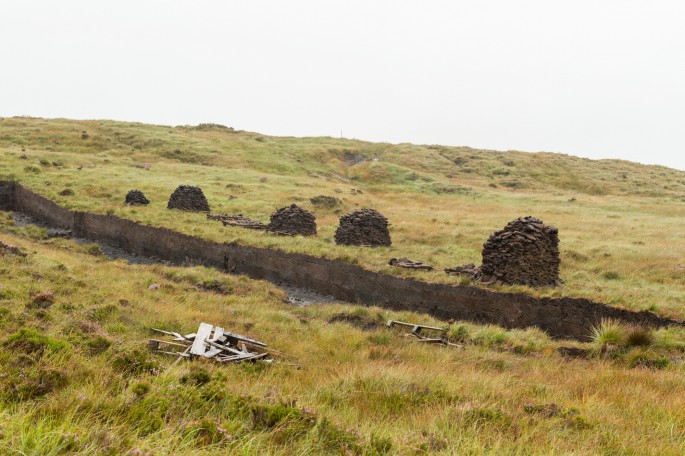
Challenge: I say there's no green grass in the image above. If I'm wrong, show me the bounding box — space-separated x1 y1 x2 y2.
2 222 685 455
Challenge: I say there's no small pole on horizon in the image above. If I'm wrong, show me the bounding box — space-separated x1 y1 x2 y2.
340 130 342 139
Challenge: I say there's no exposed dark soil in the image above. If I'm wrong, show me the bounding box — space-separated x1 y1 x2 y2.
10 211 341 305
340 150 368 166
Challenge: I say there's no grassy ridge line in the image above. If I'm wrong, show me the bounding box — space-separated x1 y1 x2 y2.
0 117 684 321
1 221 685 454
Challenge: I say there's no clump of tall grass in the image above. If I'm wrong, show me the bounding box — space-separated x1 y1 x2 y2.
589 320 676 367
590 319 624 353
624 326 654 347
590 320 661 351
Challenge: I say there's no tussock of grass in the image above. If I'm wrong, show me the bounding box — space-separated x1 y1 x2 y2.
589 320 683 372
590 319 625 350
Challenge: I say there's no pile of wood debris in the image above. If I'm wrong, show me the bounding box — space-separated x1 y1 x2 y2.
149 322 292 364
387 320 462 348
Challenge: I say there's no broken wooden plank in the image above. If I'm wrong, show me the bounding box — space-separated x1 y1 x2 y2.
172 346 192 366
210 327 224 342
158 350 191 358
216 352 269 363
233 340 295 359
202 347 223 358
151 328 187 340
190 323 214 356
204 339 246 356
445 341 465 349
386 320 446 333
221 331 267 347
240 352 269 362
149 338 191 348
198 326 227 358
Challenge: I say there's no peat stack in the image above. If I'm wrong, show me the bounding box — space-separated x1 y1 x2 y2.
167 185 210 212
267 204 317 236
480 216 560 287
445 263 482 279
214 214 268 230
389 257 433 270
335 209 391 246
310 195 342 209
125 190 150 206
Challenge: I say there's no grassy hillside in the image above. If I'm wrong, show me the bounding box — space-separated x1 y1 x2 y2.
2 220 685 455
1 117 684 321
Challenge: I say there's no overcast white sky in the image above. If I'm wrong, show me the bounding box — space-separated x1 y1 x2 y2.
2 1 684 170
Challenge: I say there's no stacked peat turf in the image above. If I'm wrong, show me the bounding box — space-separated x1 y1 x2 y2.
206 213 230 222
310 195 342 209
267 204 317 236
480 216 560 287
389 257 433 270
444 263 482 279
214 214 267 230
125 190 150 206
167 185 210 212
334 209 391 246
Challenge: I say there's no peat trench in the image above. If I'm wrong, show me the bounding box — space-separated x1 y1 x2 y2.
1 181 682 341
10 212 345 307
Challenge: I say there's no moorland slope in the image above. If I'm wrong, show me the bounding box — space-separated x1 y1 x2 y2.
1 117 684 318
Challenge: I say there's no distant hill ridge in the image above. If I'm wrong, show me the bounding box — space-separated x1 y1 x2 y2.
1 116 684 199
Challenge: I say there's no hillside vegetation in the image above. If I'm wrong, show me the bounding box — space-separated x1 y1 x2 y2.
1 117 685 321
2 117 685 454
1 221 685 455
